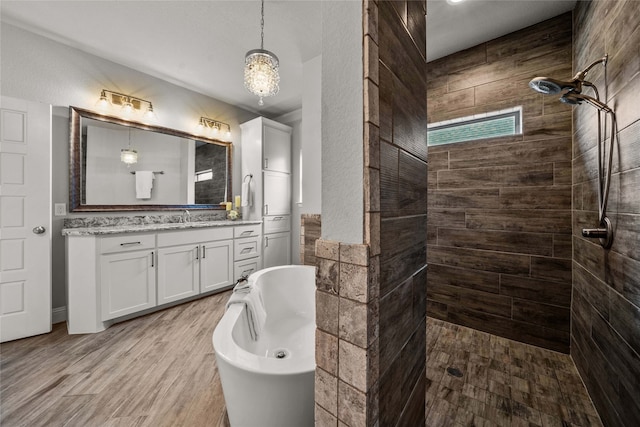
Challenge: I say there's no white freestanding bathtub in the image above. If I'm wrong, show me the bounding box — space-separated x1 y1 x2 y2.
212 265 316 427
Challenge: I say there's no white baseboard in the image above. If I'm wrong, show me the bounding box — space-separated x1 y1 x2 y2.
52 306 67 324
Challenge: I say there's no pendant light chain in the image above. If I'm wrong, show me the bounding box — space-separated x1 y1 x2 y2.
260 0 265 50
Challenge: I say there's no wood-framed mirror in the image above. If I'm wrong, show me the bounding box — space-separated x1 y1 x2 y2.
69 107 232 212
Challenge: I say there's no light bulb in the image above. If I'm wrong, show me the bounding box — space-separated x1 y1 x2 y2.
121 99 134 115
96 91 110 110
143 105 156 121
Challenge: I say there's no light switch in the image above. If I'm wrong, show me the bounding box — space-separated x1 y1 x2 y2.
54 203 67 216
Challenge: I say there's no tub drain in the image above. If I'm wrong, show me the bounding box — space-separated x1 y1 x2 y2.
273 349 289 359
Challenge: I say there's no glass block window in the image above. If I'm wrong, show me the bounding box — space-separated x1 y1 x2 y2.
427 106 522 146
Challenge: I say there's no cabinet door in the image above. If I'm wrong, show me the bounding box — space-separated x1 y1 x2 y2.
157 244 200 304
263 124 291 173
263 232 291 269
100 250 156 321
263 171 291 216
201 240 234 293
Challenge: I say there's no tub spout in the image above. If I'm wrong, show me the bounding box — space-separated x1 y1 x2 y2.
581 217 613 249
232 275 250 293
582 228 607 238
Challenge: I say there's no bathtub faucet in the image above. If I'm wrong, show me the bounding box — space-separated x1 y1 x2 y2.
232 275 250 293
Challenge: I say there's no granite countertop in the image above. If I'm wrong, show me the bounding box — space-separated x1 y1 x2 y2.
62 220 262 236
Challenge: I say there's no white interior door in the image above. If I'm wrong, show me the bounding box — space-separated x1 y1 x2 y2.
0 96 52 342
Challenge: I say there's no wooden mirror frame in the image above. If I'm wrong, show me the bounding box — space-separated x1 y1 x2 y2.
69 106 232 212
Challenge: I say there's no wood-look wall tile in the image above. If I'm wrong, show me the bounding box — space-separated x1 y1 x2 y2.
466 209 571 233
438 228 554 257
485 13 571 61
393 76 428 161
380 276 414 368
448 137 571 170
608 289 640 358
427 208 465 229
380 216 427 296
428 188 500 209
412 265 427 323
399 151 427 215
427 150 449 171
616 118 640 173
590 313 640 401
379 64 393 143
522 112 572 140
530 257 571 283
438 163 554 189
406 0 426 60
606 250 640 309
512 300 570 332
500 275 570 307
499 185 571 210
573 262 610 321
428 263 500 294
427 246 530 276
553 233 572 259
554 161 572 186
380 145 399 216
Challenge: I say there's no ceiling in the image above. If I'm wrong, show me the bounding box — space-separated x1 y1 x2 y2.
1 0 576 117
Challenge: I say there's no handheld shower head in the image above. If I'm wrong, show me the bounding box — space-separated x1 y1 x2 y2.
560 92 613 113
529 77 581 95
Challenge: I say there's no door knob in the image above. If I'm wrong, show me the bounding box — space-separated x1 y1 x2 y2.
32 226 46 234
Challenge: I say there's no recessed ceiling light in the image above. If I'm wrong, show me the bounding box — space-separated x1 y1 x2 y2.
447 0 466 4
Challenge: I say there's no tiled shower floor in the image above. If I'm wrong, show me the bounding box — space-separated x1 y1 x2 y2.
426 317 603 426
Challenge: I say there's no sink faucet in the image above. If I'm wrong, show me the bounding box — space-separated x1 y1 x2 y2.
182 209 190 223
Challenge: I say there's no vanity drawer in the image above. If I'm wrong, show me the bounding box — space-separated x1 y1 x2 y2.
263 215 290 234
157 227 233 247
100 233 156 254
234 237 260 261
234 259 260 282
234 224 262 238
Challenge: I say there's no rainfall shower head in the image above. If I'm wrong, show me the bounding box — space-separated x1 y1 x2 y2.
528 77 581 95
529 55 608 96
560 92 613 113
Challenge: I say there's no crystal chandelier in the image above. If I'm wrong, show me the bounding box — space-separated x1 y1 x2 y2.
244 0 280 106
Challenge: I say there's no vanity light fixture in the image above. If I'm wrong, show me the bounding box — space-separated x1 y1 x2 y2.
95 89 156 121
244 0 280 106
197 117 232 140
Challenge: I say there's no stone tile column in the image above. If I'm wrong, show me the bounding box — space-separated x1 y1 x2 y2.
315 239 380 426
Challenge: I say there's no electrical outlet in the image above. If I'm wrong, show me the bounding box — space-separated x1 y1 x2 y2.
54 203 67 216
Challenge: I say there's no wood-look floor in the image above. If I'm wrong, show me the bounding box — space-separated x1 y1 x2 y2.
0 291 232 427
427 317 603 427
2 295 605 427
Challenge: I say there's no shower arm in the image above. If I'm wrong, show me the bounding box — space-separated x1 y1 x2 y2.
573 55 608 82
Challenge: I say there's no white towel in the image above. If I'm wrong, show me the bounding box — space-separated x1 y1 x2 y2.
241 181 252 207
225 286 266 341
135 171 154 199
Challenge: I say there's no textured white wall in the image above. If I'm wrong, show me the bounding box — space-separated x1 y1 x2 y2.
1 23 258 309
302 55 323 215
321 1 363 244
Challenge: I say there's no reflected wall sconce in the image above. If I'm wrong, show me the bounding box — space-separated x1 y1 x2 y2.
196 117 232 140
96 89 156 121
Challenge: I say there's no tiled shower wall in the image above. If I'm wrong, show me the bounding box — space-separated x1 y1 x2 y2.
314 1 427 425
426 13 573 353
571 1 640 426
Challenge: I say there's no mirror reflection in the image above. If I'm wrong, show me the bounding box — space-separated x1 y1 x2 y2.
70 107 232 212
